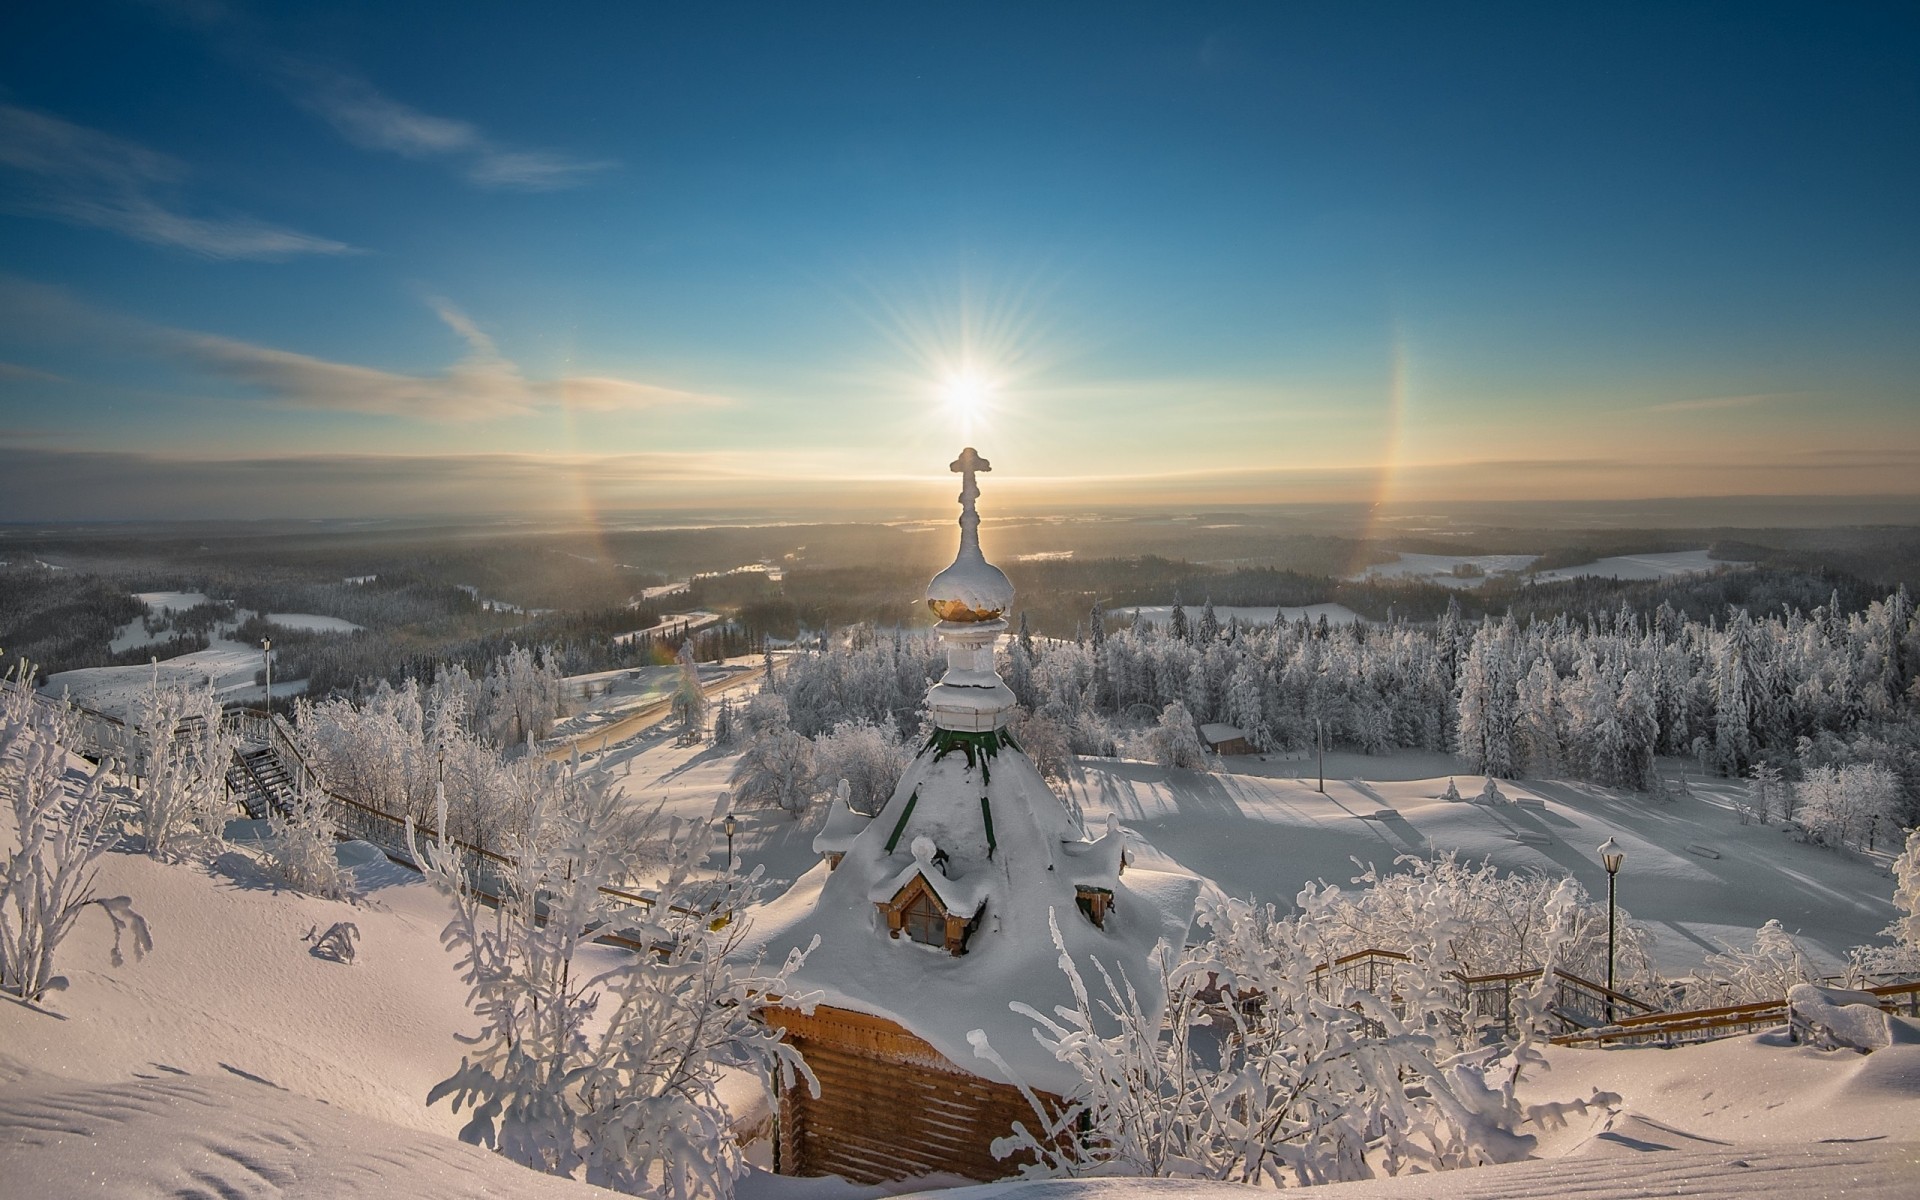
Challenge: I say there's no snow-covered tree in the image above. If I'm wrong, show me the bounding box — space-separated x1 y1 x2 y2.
485 644 564 747
810 719 909 816
130 676 239 860
672 640 708 745
1742 762 1788 825
1455 619 1518 778
416 773 816 1200
1797 764 1904 851
728 700 813 819
1149 700 1208 770
1009 707 1073 784
710 697 737 747
0 677 150 1002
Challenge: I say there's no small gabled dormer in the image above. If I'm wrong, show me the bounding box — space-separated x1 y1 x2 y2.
872 836 984 955
877 874 978 954
1075 886 1113 928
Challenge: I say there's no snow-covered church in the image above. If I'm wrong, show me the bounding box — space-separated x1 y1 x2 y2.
746 448 1201 1182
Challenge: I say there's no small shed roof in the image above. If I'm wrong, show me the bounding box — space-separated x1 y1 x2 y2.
1199 723 1246 745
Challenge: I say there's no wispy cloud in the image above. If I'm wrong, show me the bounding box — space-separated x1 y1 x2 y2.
0 105 355 259
0 360 67 383
280 62 613 190
169 297 724 421
1644 392 1802 414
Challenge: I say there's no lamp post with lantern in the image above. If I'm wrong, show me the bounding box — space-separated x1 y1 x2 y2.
1598 837 1626 1022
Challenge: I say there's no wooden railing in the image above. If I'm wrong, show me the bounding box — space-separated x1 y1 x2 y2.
1553 978 1920 1048
1306 948 1657 1040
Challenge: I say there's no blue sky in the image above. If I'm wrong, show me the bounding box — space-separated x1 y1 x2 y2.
1 1 1916 518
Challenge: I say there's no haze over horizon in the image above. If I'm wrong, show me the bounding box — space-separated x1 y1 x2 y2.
3 2 1916 520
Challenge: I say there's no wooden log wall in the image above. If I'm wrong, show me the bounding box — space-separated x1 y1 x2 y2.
765 1004 1058 1184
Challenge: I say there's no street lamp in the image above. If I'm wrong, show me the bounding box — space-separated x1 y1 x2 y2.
1316 716 1325 795
1598 837 1625 1022
723 812 738 874
261 638 273 716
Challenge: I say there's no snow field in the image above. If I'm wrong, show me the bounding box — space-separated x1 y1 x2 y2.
1531 549 1743 583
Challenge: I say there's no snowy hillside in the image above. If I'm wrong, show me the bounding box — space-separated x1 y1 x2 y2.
599 735 1898 976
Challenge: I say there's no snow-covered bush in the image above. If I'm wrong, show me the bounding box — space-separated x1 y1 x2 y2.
264 781 348 900
1303 853 1654 999
981 900 1601 1187
1683 919 1819 1007
0 678 150 1002
809 719 909 816
129 677 238 861
417 768 816 1200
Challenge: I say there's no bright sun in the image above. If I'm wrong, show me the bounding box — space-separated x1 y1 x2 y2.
943 372 991 438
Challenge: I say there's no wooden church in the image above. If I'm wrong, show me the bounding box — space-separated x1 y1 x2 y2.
743 448 1200 1183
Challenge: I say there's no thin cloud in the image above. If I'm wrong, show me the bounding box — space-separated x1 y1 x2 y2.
166 299 726 421
1645 392 1801 414
0 105 355 259
280 62 613 191
0 360 67 383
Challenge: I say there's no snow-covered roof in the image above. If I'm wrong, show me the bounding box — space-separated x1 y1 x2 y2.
1198 723 1246 744
739 734 1200 1096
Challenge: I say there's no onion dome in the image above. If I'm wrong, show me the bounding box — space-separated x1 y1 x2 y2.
925 447 1014 623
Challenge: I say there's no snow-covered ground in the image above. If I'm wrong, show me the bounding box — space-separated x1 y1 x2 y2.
1119 603 1363 628
134 590 210 612
45 637 271 721
1531 549 1744 583
5 734 1916 1198
1353 552 1540 588
263 612 364 633
597 738 1898 977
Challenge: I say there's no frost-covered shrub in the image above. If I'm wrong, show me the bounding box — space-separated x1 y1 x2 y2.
1306 853 1654 995
295 674 536 860
809 719 909 816
264 783 348 900
1848 827 1920 982
982 898 1611 1187
130 678 238 861
418 770 816 1200
0 678 150 1002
